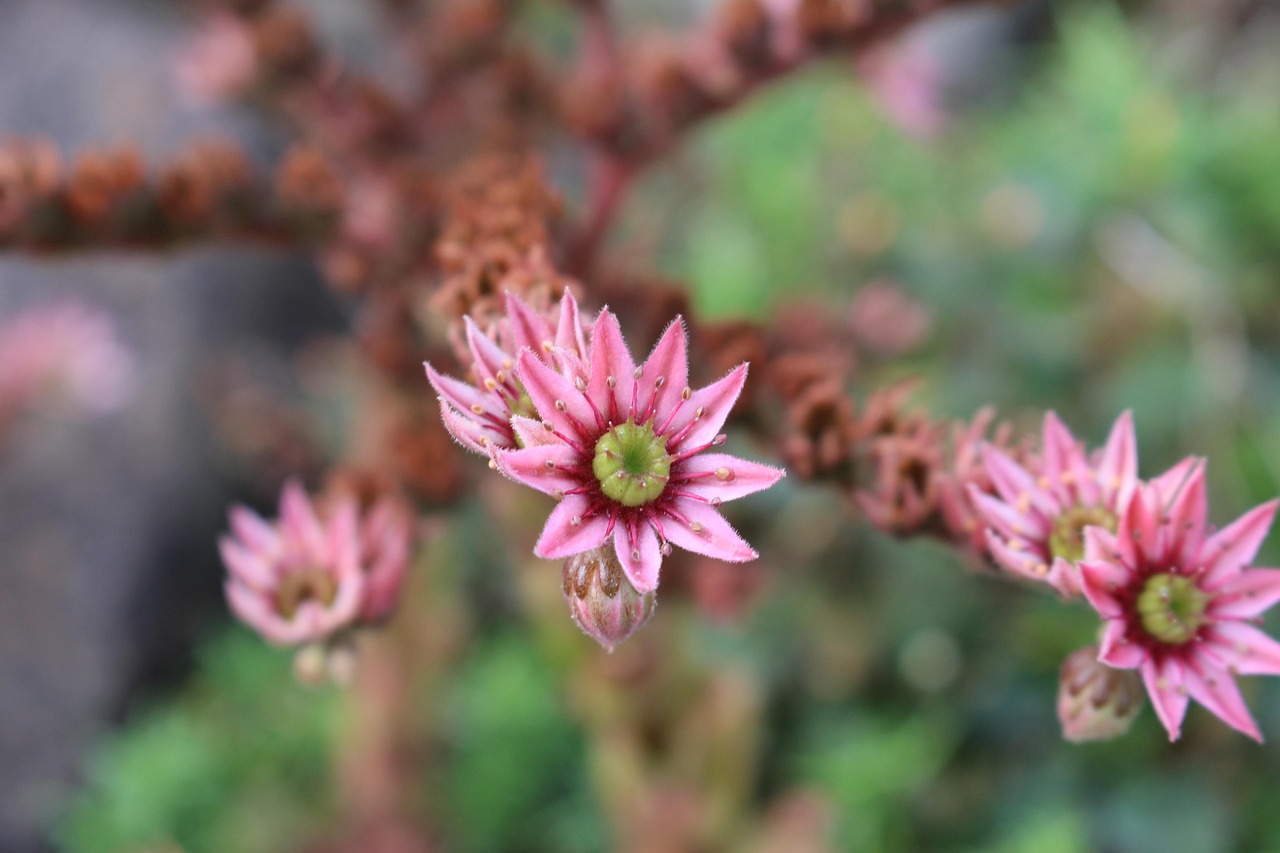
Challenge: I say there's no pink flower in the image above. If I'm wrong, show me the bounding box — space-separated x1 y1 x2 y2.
1079 460 1280 742
563 544 656 652
426 289 588 454
355 495 414 624
491 309 785 593
969 411 1137 597
174 14 258 106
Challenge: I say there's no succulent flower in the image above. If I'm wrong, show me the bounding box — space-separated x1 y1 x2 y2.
1057 645 1144 742
562 544 656 652
969 411 1137 597
426 289 588 454
491 308 785 593
219 481 414 649
1079 459 1280 741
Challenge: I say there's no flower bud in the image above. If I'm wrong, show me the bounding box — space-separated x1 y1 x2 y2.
1057 645 1144 742
562 545 656 652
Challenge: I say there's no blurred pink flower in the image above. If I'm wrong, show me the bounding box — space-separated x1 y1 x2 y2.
174 14 258 106
1080 460 1280 742
1057 644 1143 743
220 482 414 647
858 41 946 139
0 301 134 424
969 411 1137 598
490 308 784 593
846 279 930 357
426 289 588 454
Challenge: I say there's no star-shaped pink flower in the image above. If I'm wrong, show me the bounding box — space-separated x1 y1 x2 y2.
490 308 785 593
1079 459 1280 741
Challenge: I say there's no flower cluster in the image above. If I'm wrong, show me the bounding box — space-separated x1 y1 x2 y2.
428 292 785 649
971 412 1280 741
219 481 414 683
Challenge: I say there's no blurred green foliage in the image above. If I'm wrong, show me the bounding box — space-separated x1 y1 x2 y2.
57 5 1280 852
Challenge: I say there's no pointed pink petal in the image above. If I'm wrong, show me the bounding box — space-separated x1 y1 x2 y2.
425 363 490 415
1079 559 1128 618
674 453 785 502
491 443 584 496
464 316 512 384
219 538 273 590
1166 462 1208 568
587 309 635 422
438 397 493 454
1200 500 1278 588
229 506 278 553
281 481 326 558
1204 621 1280 676
981 445 1056 516
1183 653 1261 742
983 529 1052 583
555 287 588 362
1081 524 1120 563
1120 480 1162 565
1046 555 1083 599
1209 568 1280 620
1142 657 1189 742
517 349 598 439
1097 411 1137 508
1040 411 1082 490
615 522 662 593
534 495 610 559
639 317 688 426
968 487 1047 541
510 414 559 448
226 579 295 646
326 500 362 578
664 500 758 563
1098 620 1144 668
505 291 553 361
663 364 748 452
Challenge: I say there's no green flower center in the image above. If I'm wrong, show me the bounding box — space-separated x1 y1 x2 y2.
593 420 671 507
1049 505 1117 563
276 569 338 619
1136 573 1208 645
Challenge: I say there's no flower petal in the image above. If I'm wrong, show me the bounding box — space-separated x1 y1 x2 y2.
1096 410 1137 508
517 349 599 439
534 495 611 559
492 443 584 496
587 309 635 423
219 538 273 590
229 506 278 553
663 364 748 452
1208 568 1280 620
1200 500 1279 589
505 291 554 362
464 316 513 384
1204 621 1280 676
281 481 327 559
425 362 493 417
984 528 1052 583
968 486 1048 541
615 521 662 593
226 580 296 646
555 287 588 364
639 317 688 426
1098 620 1144 668
510 414 559 448
1079 558 1129 618
438 397 492 453
1183 652 1261 742
664 501 758 563
1041 411 1095 505
981 445 1056 517
674 453 785 503
1141 657 1189 742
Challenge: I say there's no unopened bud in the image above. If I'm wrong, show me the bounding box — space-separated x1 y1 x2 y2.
562 545 656 652
1057 645 1144 743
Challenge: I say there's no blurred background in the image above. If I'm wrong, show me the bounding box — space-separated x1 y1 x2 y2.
5 0 1280 851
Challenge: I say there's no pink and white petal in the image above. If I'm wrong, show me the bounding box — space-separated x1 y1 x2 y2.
517 350 599 438
491 443 584 496
586 309 635 422
555 287 589 363
968 487 1047 541
464 316 514 384
1166 463 1208 568
664 501 758 563
1079 560 1130 618
614 521 663 593
1199 500 1279 588
1183 652 1261 741
426 363 488 415
675 453 785 502
1098 620 1145 668
281 481 327 558
1141 657 1190 742
219 538 274 590
324 570 366 628
984 529 1053 584
1046 555 1083 599
663 364 748 452
640 317 689 426
226 580 295 646
326 500 362 580
229 506 279 554
1096 410 1138 508
438 398 496 454
534 495 611 559
510 414 559 448
981 445 1052 514
1040 411 1084 492
1204 621 1280 676
1208 568 1280 620
504 291 554 361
